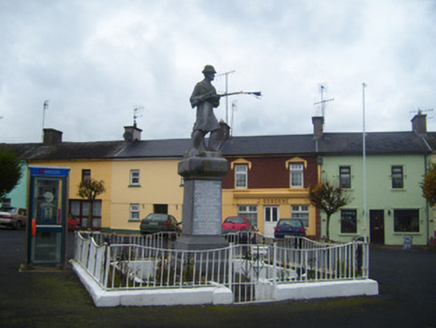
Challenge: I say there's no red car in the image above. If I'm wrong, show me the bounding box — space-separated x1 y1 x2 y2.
222 216 253 233
222 216 256 243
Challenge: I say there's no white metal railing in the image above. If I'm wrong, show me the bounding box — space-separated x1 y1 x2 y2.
273 241 368 283
89 231 180 249
74 232 369 300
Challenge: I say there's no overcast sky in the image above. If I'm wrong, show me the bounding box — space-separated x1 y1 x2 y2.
1 0 435 143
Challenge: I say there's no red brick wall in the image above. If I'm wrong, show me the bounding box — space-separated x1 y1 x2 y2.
222 156 318 189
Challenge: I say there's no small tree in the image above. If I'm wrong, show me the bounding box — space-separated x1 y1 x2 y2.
309 181 352 241
0 148 23 202
421 164 436 206
77 178 106 229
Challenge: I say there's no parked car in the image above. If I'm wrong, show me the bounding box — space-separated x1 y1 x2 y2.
0 207 27 230
222 216 253 233
222 216 256 243
139 213 181 235
274 218 306 238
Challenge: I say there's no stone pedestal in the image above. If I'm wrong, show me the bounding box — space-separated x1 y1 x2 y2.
176 154 229 250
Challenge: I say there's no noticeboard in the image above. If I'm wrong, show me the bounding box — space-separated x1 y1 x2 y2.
403 235 413 250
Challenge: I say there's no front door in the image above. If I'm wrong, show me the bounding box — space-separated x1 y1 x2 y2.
154 204 168 214
264 206 279 238
370 210 385 244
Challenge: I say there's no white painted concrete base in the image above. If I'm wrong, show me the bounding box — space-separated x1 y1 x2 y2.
71 260 233 307
273 279 378 301
71 260 378 307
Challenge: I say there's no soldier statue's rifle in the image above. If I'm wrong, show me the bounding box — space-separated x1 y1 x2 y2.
192 91 262 107
217 91 262 99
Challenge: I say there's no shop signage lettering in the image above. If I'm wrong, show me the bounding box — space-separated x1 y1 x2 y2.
262 198 288 205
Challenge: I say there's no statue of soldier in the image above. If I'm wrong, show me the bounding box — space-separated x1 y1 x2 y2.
190 65 221 153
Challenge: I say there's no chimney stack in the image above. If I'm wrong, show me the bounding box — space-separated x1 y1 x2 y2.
411 113 427 135
43 128 63 145
216 120 230 142
312 116 324 137
123 124 142 142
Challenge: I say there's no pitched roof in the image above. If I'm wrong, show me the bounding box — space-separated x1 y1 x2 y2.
222 135 316 156
424 132 436 151
115 139 190 159
1 130 432 161
318 132 431 155
1 141 127 160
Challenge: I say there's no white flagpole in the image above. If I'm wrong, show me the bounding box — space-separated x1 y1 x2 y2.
362 83 368 242
42 100 49 142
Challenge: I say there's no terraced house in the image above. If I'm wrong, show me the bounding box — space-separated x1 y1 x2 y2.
314 114 433 245
2 114 434 245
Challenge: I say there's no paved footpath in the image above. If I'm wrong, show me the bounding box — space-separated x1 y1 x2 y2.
1 229 435 327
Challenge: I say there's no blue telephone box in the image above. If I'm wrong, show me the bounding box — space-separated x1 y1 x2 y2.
27 166 70 268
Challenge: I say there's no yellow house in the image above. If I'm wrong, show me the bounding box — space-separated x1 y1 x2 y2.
109 158 183 231
103 133 189 232
26 129 124 229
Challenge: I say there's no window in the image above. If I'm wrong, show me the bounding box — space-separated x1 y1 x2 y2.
130 203 140 221
69 199 102 229
290 164 304 187
238 205 257 228
339 166 351 188
391 166 404 189
341 209 357 233
130 169 140 186
394 209 419 232
235 165 248 188
82 169 91 181
292 205 309 228
264 206 279 223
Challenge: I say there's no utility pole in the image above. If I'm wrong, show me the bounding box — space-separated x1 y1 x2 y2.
217 70 235 123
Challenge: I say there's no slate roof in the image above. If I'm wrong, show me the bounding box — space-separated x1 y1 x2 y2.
0 141 127 160
424 132 436 152
221 135 316 156
115 139 190 159
1 131 433 161
318 132 432 155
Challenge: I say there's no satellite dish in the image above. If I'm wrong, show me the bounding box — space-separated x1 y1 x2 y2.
123 131 133 141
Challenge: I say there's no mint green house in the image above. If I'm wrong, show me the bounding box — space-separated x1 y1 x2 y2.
0 156 28 209
3 161 28 209
313 115 433 245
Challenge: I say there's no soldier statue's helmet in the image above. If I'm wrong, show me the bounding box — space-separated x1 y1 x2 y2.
202 65 217 74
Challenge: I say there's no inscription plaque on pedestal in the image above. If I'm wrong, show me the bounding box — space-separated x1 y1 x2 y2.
193 180 222 235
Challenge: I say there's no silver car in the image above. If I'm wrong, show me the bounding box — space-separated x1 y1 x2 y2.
0 207 27 229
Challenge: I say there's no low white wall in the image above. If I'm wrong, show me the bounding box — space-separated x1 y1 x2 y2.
273 279 379 301
71 260 233 307
72 260 378 307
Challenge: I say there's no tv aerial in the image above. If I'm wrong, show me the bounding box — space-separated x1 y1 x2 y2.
314 85 334 117
133 106 144 126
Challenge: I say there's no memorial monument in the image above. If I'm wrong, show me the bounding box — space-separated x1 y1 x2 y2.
176 65 229 250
